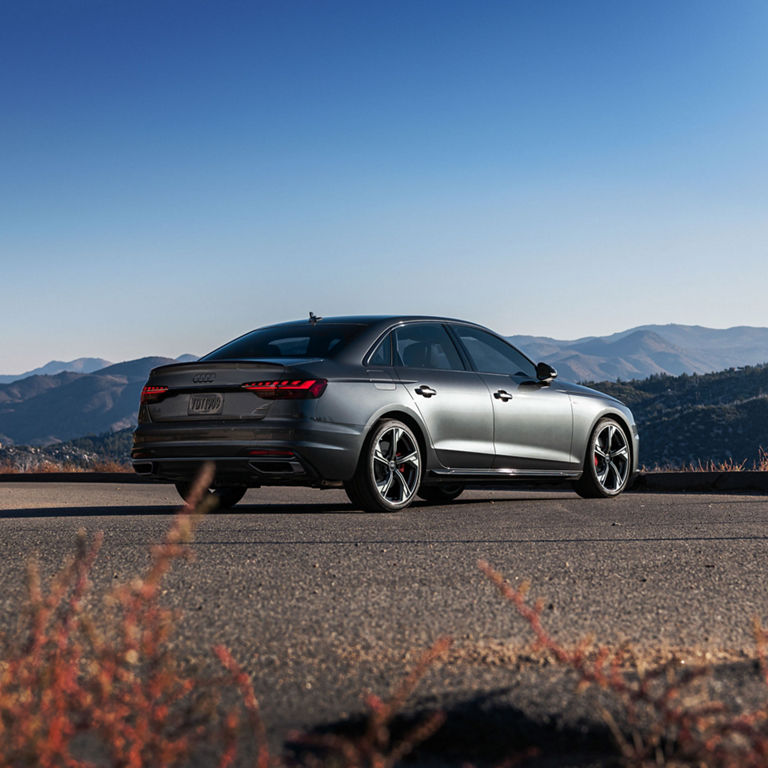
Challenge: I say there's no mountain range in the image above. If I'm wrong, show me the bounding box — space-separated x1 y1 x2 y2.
0 358 179 446
0 354 199 385
0 357 113 384
508 324 768 382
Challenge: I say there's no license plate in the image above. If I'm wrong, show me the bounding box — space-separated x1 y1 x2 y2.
188 393 223 415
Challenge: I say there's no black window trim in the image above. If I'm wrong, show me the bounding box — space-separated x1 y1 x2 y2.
363 330 394 367
366 320 471 372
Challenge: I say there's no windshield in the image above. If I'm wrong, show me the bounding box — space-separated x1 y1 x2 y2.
201 323 366 361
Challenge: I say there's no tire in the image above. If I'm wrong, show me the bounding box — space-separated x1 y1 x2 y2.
344 419 423 512
175 482 247 510
417 483 465 504
574 417 631 498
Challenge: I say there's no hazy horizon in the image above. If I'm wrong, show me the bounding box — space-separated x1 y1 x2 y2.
5 320 768 378
3 1 767 373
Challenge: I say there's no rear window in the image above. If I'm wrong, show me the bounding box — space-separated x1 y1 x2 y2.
202 324 366 361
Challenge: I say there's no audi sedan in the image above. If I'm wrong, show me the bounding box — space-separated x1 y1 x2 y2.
132 315 639 511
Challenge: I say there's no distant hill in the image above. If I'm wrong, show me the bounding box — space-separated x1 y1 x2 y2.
590 364 768 468
509 324 768 382
0 357 175 446
0 357 113 385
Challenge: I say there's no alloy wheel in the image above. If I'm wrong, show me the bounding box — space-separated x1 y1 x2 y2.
593 421 630 493
370 425 421 505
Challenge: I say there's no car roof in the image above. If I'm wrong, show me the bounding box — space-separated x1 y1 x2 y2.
261 314 476 327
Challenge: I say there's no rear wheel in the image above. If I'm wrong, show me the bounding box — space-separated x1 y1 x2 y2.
574 418 631 498
174 482 247 510
417 484 465 504
344 419 422 512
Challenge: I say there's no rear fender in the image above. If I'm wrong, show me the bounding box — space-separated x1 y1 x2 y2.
360 404 441 471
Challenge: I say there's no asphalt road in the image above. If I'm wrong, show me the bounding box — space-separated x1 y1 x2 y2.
2 482 768 764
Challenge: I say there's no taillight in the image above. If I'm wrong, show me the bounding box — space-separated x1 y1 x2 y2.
241 379 327 399
141 385 169 404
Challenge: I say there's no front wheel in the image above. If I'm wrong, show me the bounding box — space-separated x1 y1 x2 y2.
344 419 422 512
574 418 631 498
175 482 247 510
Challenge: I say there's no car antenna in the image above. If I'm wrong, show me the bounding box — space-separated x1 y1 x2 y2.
309 311 322 326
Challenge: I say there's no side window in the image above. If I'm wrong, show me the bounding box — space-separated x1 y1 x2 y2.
367 334 392 365
452 326 537 378
393 324 465 371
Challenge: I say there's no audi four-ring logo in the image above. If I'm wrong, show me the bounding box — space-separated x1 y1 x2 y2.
192 373 216 383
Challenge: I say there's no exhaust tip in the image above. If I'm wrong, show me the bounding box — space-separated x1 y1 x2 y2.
248 459 305 475
132 461 154 475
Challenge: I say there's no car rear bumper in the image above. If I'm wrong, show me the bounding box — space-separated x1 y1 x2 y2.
131 419 363 485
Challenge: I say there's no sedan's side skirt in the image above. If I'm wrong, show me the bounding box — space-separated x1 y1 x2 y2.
427 468 582 480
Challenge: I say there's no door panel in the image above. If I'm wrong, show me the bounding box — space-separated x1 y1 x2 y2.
446 323 575 471
396 368 495 468
479 374 576 470
389 321 494 469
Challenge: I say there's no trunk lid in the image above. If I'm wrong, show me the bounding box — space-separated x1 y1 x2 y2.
141 360 319 422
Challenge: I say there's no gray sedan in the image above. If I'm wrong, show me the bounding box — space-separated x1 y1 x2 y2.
132 315 639 511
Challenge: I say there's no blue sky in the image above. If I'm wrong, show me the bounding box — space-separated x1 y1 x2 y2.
2 0 767 373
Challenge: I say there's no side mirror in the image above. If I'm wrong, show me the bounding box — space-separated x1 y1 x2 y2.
536 362 557 382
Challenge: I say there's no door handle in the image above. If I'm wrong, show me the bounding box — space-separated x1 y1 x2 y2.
415 385 437 398
494 389 513 402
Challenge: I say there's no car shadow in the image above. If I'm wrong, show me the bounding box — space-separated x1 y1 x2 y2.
0 494 582 520
0 501 373 519
292 685 617 767
293 656 764 767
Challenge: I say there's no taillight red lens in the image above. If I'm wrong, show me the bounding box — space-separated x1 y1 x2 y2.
141 385 169 404
241 379 327 399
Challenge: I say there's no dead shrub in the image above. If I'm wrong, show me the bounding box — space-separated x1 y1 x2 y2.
0 463 262 768
480 559 768 767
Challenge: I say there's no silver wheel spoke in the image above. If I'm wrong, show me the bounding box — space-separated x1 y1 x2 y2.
390 428 402 458
612 445 629 461
373 448 389 467
396 450 419 468
393 469 411 500
594 444 609 459
377 472 394 497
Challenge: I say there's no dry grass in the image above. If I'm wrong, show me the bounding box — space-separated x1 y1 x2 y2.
89 459 132 473
0 458 132 474
0 463 263 767
647 447 768 473
480 559 768 767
